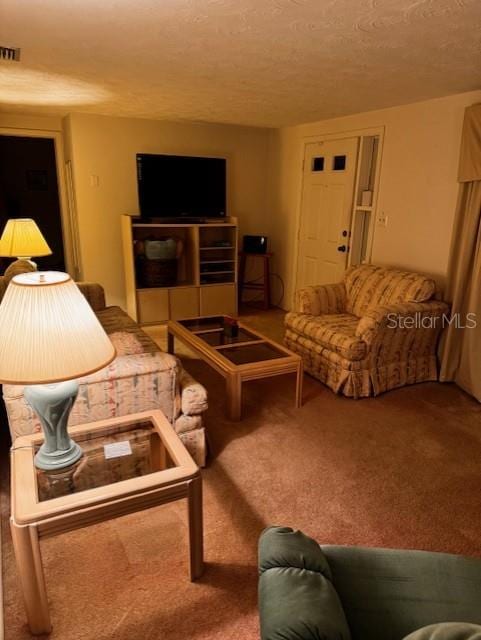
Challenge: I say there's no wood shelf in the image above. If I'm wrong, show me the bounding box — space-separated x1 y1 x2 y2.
200 270 235 276
136 282 195 292
200 281 236 288
199 246 234 250
200 259 235 264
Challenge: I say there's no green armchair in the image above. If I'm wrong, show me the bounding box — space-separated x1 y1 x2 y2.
258 526 481 640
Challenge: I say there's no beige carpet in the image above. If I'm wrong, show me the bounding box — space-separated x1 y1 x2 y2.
2 309 481 639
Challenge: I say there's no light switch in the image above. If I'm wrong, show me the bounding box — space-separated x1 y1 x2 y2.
89 174 99 187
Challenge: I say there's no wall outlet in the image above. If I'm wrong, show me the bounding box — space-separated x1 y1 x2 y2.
377 211 388 227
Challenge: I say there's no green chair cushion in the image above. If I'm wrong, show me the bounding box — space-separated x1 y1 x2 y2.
403 623 481 639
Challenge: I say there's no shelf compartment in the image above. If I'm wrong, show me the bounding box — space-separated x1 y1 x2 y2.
200 274 235 285
133 225 196 288
199 225 236 252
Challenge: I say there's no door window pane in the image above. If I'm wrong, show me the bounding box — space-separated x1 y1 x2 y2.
311 157 324 172
333 155 346 171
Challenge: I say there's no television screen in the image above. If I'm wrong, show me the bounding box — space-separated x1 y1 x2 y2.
136 153 226 219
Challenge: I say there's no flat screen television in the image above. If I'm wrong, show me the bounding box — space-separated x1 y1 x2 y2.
136 153 226 220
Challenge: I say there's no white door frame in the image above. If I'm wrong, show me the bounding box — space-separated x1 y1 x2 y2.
0 126 81 279
292 125 385 301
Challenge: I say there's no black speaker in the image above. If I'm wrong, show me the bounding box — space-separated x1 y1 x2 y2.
243 235 268 254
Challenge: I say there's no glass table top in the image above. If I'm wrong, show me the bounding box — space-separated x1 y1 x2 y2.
220 342 286 364
178 316 289 365
35 419 175 502
180 316 226 332
201 327 259 347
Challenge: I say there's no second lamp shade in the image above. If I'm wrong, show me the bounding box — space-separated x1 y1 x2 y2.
0 218 52 258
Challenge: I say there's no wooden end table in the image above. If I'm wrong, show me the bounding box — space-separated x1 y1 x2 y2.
10 410 203 635
168 316 303 421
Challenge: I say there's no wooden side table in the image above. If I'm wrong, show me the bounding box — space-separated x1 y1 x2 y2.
10 410 203 635
238 251 273 310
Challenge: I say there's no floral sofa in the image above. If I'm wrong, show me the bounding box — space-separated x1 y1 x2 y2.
1 280 208 466
285 264 449 398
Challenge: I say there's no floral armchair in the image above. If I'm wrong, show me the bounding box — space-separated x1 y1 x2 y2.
284 264 449 398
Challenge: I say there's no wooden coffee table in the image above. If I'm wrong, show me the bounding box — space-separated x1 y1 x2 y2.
10 410 203 635
168 316 303 421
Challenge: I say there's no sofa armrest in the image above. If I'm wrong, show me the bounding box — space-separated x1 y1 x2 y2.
77 282 106 311
177 367 208 416
355 300 450 347
294 283 346 315
258 526 351 640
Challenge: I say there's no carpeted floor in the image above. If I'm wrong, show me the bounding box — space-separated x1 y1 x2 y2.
2 308 481 639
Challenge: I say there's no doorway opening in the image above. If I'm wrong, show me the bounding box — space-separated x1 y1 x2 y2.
0 135 66 272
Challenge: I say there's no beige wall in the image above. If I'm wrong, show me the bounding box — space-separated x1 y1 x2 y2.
268 90 481 308
64 113 271 308
0 112 63 132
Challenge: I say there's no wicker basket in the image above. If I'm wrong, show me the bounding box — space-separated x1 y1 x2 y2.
136 257 177 287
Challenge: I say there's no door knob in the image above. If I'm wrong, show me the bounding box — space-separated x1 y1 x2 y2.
337 245 347 252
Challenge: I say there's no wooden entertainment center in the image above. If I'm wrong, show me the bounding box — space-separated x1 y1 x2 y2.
121 214 238 324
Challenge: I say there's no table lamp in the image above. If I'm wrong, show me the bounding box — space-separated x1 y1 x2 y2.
0 218 52 280
0 271 116 470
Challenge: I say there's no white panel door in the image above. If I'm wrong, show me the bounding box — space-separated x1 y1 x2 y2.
296 138 358 289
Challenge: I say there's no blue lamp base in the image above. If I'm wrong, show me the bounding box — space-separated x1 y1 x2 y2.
24 380 83 471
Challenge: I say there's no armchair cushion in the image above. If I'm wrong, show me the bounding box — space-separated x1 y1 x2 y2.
345 265 436 318
286 312 367 360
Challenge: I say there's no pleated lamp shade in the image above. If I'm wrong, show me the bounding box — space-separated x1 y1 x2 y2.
0 272 116 385
0 218 52 258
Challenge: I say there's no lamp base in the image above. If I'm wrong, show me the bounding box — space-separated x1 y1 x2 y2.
24 380 83 471
35 440 82 471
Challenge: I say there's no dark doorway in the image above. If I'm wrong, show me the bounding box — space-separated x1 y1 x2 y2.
0 135 66 271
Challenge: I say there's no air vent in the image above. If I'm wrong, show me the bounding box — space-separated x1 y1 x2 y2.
0 46 21 62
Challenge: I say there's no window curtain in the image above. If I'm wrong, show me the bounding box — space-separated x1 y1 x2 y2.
439 104 481 400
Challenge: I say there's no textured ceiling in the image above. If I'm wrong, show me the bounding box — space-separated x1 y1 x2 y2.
1 0 481 127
